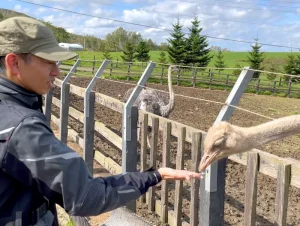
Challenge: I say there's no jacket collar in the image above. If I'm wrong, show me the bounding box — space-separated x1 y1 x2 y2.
0 76 43 112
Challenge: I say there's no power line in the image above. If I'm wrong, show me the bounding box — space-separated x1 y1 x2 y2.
17 0 299 50
173 0 300 15
186 0 300 9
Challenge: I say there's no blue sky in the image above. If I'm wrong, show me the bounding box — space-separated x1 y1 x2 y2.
1 0 300 52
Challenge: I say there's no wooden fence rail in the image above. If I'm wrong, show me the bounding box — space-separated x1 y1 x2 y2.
46 77 300 226
59 62 300 98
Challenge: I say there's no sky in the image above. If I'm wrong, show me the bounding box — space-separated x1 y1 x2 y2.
1 0 300 52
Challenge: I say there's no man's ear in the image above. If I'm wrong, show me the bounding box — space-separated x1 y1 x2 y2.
5 53 19 75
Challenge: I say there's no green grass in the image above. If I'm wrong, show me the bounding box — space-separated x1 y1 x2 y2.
74 50 298 68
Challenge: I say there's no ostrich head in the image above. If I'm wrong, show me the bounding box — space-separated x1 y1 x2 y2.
198 121 248 172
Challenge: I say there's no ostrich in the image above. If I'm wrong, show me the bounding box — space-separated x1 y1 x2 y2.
198 114 300 172
123 65 177 147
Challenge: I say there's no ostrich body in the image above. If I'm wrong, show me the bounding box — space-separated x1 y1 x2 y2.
199 114 300 172
123 65 176 147
123 65 175 117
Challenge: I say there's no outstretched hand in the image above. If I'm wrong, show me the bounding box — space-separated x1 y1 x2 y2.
158 167 203 181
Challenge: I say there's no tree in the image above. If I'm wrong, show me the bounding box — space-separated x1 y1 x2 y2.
248 38 264 78
184 16 212 67
44 21 70 43
232 63 242 76
102 48 112 60
121 42 135 62
167 19 186 64
135 40 150 62
266 63 278 81
284 54 300 82
158 51 167 64
214 50 226 73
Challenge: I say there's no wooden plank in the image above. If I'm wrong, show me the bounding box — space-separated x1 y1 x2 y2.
244 153 259 226
274 162 291 226
95 92 124 113
174 127 186 226
140 111 205 144
52 97 122 150
161 122 171 223
69 84 85 98
190 132 202 226
148 117 159 211
139 113 148 203
229 149 300 189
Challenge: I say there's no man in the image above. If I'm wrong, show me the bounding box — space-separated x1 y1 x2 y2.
0 17 201 226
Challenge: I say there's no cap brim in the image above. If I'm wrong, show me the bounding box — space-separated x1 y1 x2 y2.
32 45 78 61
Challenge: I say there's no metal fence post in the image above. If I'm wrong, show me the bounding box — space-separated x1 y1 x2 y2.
84 59 109 175
199 67 254 226
122 62 156 212
59 59 80 144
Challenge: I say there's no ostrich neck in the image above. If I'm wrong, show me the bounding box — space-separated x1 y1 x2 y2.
159 67 175 117
244 115 300 147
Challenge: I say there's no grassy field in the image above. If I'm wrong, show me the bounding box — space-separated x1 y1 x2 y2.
76 50 298 68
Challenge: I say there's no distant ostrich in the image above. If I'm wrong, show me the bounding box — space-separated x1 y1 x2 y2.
198 114 300 172
123 65 177 147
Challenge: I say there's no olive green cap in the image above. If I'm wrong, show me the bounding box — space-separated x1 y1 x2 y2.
0 16 77 61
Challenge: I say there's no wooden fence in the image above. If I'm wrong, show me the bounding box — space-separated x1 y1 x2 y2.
58 59 300 98
43 73 300 226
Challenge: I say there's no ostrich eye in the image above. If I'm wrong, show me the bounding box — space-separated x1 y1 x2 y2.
214 137 225 147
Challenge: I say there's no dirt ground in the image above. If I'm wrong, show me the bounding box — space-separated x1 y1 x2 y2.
52 77 300 226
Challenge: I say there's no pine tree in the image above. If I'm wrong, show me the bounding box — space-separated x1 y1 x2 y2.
158 51 167 64
248 38 264 78
284 54 300 82
232 63 242 76
184 16 212 67
102 48 112 60
135 40 150 62
167 19 185 64
214 50 226 73
121 42 135 62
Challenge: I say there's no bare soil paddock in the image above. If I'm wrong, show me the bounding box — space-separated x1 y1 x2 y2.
52 77 300 226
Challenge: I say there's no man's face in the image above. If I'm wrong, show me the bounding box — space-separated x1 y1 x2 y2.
16 54 59 95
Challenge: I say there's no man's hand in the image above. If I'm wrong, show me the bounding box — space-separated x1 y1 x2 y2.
158 167 202 181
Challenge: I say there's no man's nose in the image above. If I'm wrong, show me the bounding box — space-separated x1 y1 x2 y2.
51 64 59 76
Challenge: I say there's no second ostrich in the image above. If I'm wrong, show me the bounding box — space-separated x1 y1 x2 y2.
123 65 176 147
199 114 300 172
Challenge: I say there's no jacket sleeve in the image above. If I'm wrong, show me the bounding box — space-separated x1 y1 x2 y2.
4 116 161 216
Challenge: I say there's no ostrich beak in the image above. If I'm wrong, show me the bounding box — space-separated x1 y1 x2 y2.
198 152 220 172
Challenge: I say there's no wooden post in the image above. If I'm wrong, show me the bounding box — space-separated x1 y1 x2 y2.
274 163 291 226
84 91 95 175
161 122 171 223
127 63 131 81
148 117 159 211
59 83 70 144
122 106 138 212
192 66 196 88
190 132 202 226
272 81 277 96
225 74 229 91
244 153 259 226
116 58 119 68
279 77 282 86
287 79 292 98
174 127 186 226
109 62 113 79
44 87 53 124
177 67 181 86
209 70 213 89
256 79 260 94
161 64 164 85
139 113 148 203
92 55 96 75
